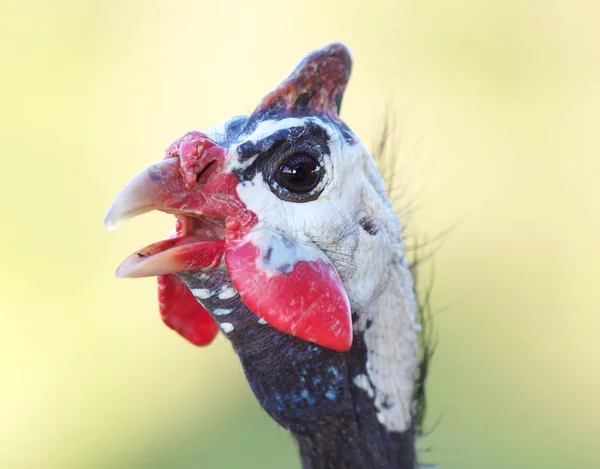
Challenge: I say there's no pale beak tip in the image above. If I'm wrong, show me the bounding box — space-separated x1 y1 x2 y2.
114 263 130 278
105 219 120 232
103 158 184 233
104 205 121 231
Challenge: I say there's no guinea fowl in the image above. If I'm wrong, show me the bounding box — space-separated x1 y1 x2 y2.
106 43 430 469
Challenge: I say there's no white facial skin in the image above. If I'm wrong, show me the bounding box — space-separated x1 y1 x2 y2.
231 117 395 307
226 116 420 433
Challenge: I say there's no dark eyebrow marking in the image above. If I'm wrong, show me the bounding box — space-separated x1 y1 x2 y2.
236 121 330 161
237 126 305 161
232 121 331 182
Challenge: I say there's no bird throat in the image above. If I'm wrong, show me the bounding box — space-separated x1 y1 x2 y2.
178 257 419 469
292 262 419 469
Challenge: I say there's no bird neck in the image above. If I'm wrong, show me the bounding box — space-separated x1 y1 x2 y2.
291 331 417 469
294 419 415 469
233 258 420 469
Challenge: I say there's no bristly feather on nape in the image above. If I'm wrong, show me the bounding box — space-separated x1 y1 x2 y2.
371 112 439 467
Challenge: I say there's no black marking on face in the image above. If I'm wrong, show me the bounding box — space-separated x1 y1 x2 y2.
246 104 356 143
233 121 332 203
224 116 248 141
212 109 356 150
207 116 250 148
236 122 330 171
359 217 379 235
263 246 274 264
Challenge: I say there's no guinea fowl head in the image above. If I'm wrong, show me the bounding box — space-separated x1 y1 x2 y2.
106 43 421 469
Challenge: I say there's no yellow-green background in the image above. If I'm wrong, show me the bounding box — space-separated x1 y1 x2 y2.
1 1 598 468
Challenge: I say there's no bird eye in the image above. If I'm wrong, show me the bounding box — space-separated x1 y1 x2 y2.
276 153 323 195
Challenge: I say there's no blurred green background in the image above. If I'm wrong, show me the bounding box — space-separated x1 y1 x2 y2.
1 1 598 468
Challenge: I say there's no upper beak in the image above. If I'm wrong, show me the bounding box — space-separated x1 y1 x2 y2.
105 131 234 230
104 158 189 231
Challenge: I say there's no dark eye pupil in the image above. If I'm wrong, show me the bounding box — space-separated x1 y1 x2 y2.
279 153 322 194
287 166 306 182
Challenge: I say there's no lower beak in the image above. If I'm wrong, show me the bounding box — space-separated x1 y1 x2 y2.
115 237 225 278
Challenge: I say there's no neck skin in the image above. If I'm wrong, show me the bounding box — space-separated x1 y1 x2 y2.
230 259 419 469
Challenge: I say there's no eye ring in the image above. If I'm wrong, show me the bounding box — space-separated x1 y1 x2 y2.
270 149 325 202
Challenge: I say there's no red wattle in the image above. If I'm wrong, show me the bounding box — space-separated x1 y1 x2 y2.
158 274 218 346
225 238 352 352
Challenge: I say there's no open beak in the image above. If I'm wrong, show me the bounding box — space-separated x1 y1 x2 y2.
104 133 237 347
105 133 352 352
105 157 228 278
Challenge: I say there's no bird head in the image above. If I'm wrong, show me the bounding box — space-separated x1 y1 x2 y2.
106 43 401 355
